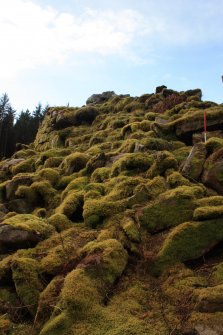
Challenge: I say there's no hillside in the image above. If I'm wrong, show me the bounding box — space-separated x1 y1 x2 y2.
0 86 223 334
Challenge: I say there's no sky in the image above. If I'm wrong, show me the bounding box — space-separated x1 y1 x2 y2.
0 0 223 113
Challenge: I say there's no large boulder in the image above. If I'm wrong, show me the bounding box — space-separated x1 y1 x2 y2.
139 185 204 233
0 214 55 253
0 159 25 173
202 148 223 194
86 91 116 105
154 218 223 274
0 224 41 253
175 107 223 138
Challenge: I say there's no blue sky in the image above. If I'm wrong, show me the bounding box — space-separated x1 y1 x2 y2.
0 0 223 112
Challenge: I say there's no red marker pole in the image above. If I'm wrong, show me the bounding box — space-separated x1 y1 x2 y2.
204 111 207 144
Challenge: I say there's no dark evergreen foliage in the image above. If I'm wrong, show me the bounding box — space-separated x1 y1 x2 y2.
0 93 48 159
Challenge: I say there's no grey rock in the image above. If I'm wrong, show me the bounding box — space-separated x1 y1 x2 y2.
181 142 207 181
1 159 25 172
0 224 41 253
86 91 116 105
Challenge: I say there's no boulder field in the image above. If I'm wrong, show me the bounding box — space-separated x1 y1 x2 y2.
0 87 223 334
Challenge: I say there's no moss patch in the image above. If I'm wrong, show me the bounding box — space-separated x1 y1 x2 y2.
154 218 223 274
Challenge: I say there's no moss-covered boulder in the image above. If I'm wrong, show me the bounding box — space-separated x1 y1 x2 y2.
147 150 177 178
139 185 204 233
202 148 223 194
194 284 223 312
60 152 89 174
111 152 153 177
11 257 44 315
0 214 55 252
154 218 223 274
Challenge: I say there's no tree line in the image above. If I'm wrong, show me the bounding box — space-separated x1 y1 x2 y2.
0 93 48 159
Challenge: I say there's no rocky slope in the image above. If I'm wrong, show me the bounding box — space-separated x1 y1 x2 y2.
0 87 223 334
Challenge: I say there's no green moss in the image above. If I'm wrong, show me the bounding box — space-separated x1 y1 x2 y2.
10 323 35 335
3 214 55 238
11 158 35 175
61 268 101 315
61 176 88 200
83 177 144 227
144 176 167 199
111 153 153 177
44 156 63 168
193 205 223 220
40 312 72 335
31 181 58 208
11 257 44 315
123 101 144 113
145 111 157 121
55 106 99 128
210 263 223 285
40 227 97 276
166 171 191 188
121 217 140 243
172 146 191 165
206 137 223 155
37 275 64 322
160 264 207 304
121 121 151 137
154 218 223 274
38 168 60 186
117 139 137 153
107 177 142 201
33 207 47 218
56 191 84 221
80 238 128 285
48 213 73 232
39 148 71 164
112 119 126 129
114 97 134 111
141 137 171 151
91 167 110 183
60 152 89 174
147 151 177 178
13 149 37 159
140 186 204 233
15 184 38 204
194 284 223 312
196 195 223 207
57 174 78 190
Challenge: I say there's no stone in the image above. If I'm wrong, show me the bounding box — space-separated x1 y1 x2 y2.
202 148 223 194
0 224 41 253
6 199 33 214
0 159 25 172
86 91 116 105
181 142 207 181
175 108 223 138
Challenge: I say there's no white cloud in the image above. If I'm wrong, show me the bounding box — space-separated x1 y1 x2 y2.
0 0 223 80
0 0 152 79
